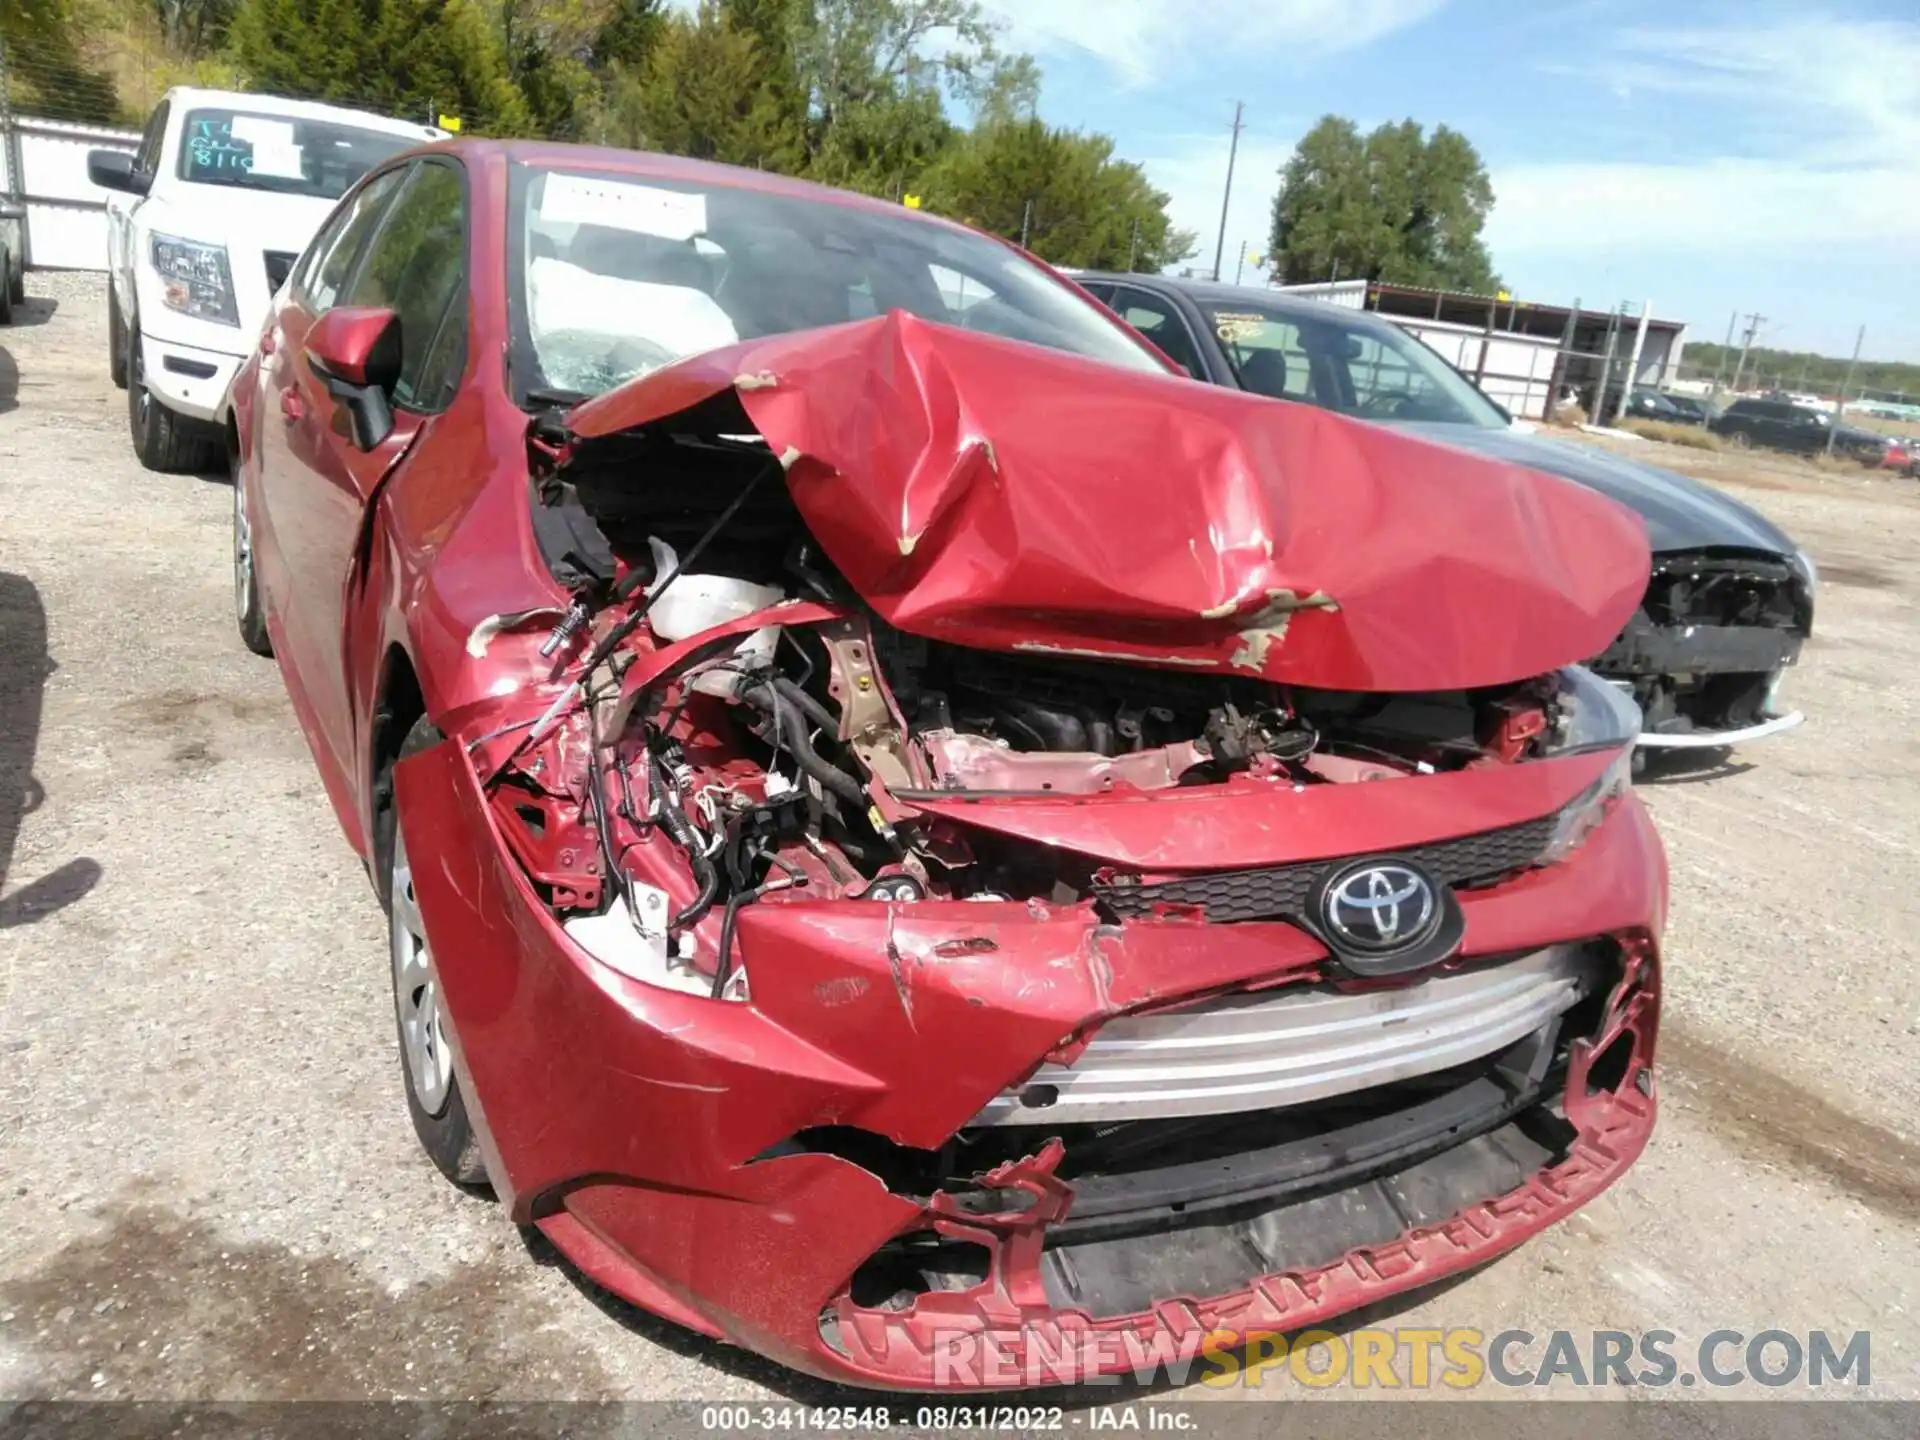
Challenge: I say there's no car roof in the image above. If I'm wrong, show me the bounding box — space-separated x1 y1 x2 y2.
162 87 443 141
1075 269 1408 332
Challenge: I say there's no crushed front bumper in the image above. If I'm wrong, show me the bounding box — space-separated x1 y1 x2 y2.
394 735 1665 1389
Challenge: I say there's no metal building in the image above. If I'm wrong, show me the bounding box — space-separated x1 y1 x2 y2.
1276 279 1688 422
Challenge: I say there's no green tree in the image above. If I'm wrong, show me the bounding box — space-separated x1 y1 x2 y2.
227 0 530 134
790 0 997 191
924 117 1194 270
598 0 803 170
1 0 121 122
1270 115 1499 292
154 0 240 52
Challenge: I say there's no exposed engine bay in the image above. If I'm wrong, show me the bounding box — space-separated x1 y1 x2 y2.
468 427 1621 1005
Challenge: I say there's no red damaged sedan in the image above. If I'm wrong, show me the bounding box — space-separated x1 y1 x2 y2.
225 140 1664 1389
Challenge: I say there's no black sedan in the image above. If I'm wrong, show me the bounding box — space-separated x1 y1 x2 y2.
1658 393 1717 426
1072 271 1816 758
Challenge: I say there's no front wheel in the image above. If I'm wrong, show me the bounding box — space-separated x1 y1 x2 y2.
127 320 220 473
108 286 128 387
386 717 490 1189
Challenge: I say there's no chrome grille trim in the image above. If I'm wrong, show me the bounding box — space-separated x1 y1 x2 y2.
972 944 1600 1127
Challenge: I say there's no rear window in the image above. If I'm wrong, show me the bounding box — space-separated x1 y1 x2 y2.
177 109 421 201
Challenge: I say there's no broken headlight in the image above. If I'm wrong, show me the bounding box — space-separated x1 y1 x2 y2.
150 233 238 326
1549 665 1642 755
1539 667 1639 864
1791 548 1818 592
1540 748 1632 864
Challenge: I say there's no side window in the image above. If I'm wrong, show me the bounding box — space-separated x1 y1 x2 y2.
1211 310 1312 399
1110 287 1202 376
342 160 466 411
295 165 409 315
1340 329 1451 413
1079 281 1116 304
135 101 170 176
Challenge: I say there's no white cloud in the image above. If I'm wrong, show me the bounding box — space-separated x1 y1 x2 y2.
1495 15 1920 254
978 0 1445 87
1488 158 1920 255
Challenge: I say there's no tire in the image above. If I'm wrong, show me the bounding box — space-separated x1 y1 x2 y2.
108 285 128 388
384 716 490 1189
231 446 273 657
127 318 220 473
7 266 21 307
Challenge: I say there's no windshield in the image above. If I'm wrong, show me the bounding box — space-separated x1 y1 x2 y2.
509 164 1165 400
1199 301 1509 429
178 109 419 201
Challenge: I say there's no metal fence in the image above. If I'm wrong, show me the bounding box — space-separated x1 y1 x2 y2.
0 38 140 271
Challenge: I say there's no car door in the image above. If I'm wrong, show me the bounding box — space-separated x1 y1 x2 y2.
252 164 411 652
263 158 469 805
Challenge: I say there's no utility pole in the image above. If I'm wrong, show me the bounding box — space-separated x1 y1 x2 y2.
1824 325 1866 457
1619 299 1652 424
1709 311 1737 395
1234 240 1248 286
1592 304 1623 422
1211 101 1244 282
1728 312 1765 395
1019 199 1032 251
1127 217 1140 271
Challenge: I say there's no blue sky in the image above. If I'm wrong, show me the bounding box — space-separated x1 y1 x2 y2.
972 0 1920 362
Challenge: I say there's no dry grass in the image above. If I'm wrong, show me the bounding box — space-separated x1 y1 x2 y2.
1620 420 1726 450
1546 401 1590 429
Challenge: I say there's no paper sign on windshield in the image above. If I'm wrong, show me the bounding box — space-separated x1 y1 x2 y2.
541 175 707 241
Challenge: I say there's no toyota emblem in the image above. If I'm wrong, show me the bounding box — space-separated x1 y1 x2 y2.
1320 861 1439 953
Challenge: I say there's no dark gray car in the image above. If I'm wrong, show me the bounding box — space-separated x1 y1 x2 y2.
0 199 24 325
1072 272 1815 756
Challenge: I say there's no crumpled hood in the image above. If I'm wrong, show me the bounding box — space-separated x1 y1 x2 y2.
567 312 1650 692
1398 422 1798 557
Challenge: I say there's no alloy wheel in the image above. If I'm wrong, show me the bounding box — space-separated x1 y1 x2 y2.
232 470 254 623
390 829 453 1115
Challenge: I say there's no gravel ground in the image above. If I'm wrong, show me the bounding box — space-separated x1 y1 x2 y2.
1 273 1916 1408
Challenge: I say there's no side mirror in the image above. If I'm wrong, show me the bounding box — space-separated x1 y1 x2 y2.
88 149 150 197
305 306 402 450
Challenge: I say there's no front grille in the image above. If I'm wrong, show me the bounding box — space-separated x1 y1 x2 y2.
263 250 299 293
1093 814 1556 924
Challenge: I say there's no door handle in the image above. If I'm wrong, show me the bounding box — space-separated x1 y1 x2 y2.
280 390 305 422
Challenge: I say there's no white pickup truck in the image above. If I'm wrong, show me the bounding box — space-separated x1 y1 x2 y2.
89 88 439 472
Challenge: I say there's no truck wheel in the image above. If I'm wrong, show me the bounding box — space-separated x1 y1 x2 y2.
109 286 128 388
128 320 220 473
